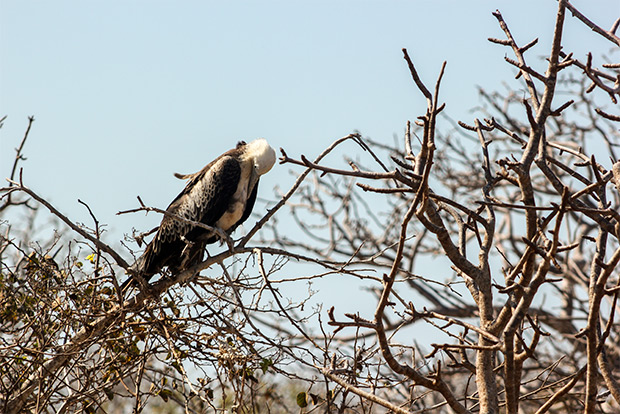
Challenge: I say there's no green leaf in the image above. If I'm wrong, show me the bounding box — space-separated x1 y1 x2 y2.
260 357 273 373
158 389 173 402
104 387 114 401
205 388 214 399
243 368 258 383
296 392 308 408
171 361 183 374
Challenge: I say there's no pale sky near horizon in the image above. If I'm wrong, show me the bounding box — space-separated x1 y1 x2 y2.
1 1 618 336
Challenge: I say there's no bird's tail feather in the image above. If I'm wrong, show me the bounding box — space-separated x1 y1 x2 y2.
120 245 155 292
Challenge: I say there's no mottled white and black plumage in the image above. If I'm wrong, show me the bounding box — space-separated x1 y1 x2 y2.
128 139 276 284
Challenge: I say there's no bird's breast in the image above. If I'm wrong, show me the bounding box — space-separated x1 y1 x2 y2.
216 199 246 230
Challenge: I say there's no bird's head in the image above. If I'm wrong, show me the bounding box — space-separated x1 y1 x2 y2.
244 138 276 175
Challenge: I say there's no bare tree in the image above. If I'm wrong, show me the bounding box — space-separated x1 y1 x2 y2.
2 1 620 413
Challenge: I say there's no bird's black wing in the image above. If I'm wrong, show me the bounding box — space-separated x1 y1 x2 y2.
138 155 241 276
158 155 241 244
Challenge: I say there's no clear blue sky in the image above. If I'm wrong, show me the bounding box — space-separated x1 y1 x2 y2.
1 1 617 325
2 0 616 233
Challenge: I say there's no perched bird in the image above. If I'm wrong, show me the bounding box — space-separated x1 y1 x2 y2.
125 138 276 287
